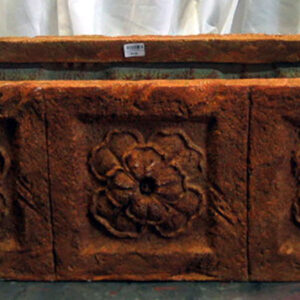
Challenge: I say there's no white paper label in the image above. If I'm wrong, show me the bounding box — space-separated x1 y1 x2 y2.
123 43 145 58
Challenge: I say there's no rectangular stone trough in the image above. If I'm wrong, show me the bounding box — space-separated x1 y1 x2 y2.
0 35 299 281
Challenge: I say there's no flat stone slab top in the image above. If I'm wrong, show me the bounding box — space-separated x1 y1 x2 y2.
0 35 299 63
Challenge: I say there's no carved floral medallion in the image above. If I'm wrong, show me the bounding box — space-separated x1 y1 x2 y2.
89 129 206 238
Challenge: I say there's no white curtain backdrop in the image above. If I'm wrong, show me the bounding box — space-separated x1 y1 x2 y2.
0 0 299 36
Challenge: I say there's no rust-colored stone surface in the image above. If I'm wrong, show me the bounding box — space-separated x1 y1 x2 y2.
44 81 249 281
249 83 300 281
2 78 300 281
0 35 299 63
0 83 54 280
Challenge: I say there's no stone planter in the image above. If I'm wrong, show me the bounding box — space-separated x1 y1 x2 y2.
0 35 299 281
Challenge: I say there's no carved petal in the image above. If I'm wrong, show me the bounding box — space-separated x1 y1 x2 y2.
107 170 138 207
114 211 143 238
91 188 142 238
111 169 137 189
127 195 168 225
105 130 144 161
149 130 187 161
107 189 133 207
149 129 205 178
170 187 204 217
155 206 188 238
124 146 164 180
175 149 204 179
154 166 184 201
91 188 116 221
89 145 120 180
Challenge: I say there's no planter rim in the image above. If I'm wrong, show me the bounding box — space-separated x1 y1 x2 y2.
0 34 300 64
0 78 300 87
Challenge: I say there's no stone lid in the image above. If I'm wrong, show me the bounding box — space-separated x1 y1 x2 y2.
0 34 299 64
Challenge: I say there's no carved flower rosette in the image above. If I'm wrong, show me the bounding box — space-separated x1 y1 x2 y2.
89 129 206 238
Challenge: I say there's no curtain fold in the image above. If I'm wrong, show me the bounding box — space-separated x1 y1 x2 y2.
0 0 299 36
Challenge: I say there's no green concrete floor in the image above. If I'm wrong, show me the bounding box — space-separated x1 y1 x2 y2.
0 282 300 300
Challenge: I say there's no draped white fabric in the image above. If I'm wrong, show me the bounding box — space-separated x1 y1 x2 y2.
0 0 299 36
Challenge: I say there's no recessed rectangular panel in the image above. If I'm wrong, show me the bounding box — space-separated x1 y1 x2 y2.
0 84 54 280
45 81 249 280
250 83 300 281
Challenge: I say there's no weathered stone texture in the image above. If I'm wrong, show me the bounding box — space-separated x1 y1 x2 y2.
0 78 300 281
44 81 249 281
0 83 54 280
0 35 299 63
249 83 300 281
